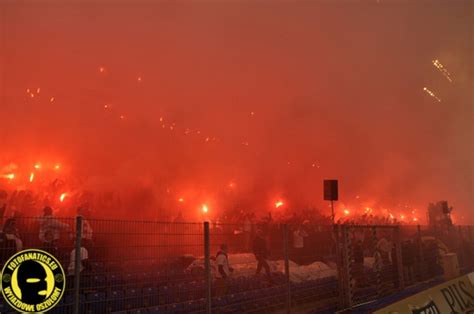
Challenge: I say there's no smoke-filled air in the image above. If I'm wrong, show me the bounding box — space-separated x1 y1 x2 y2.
0 1 472 224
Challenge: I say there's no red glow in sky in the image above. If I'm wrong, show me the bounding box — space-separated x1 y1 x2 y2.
0 1 472 223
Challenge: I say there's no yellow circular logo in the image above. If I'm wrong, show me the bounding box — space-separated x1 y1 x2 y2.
1 249 66 313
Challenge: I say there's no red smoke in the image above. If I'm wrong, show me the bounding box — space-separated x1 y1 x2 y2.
0 1 472 224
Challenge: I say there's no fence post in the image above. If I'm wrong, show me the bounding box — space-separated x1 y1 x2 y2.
204 221 212 314
73 216 83 314
342 225 352 309
372 226 382 298
417 225 425 281
394 226 405 290
283 224 291 314
470 226 474 270
456 226 462 269
334 225 346 310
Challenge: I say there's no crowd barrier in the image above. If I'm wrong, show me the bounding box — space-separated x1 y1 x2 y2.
0 216 473 313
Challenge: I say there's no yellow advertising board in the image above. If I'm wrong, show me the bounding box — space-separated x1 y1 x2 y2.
374 272 474 314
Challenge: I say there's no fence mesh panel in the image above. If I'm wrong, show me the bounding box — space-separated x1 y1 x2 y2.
82 219 206 314
208 223 287 313
287 223 339 312
1 215 473 313
341 225 400 307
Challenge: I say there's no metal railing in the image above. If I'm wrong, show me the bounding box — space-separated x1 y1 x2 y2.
0 216 473 313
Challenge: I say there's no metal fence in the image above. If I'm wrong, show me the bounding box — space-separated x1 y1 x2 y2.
1 216 473 313
338 224 474 310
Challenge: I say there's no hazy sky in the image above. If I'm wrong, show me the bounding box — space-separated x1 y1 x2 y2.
0 1 472 221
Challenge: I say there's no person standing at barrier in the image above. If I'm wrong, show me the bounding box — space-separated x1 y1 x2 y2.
402 239 416 285
67 238 90 290
391 242 400 289
460 232 474 268
353 239 364 287
0 218 23 265
253 229 272 283
38 206 70 257
216 244 234 296
292 224 309 265
76 206 93 252
374 238 391 296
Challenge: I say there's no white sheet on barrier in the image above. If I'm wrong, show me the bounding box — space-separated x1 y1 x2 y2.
186 253 337 283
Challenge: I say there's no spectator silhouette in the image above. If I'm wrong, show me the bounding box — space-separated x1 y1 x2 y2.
292 225 309 265
215 243 233 296
253 229 272 282
1 218 23 264
38 206 70 257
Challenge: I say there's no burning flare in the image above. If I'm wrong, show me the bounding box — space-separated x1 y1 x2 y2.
432 59 453 82
275 200 284 208
2 173 15 180
423 87 441 102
